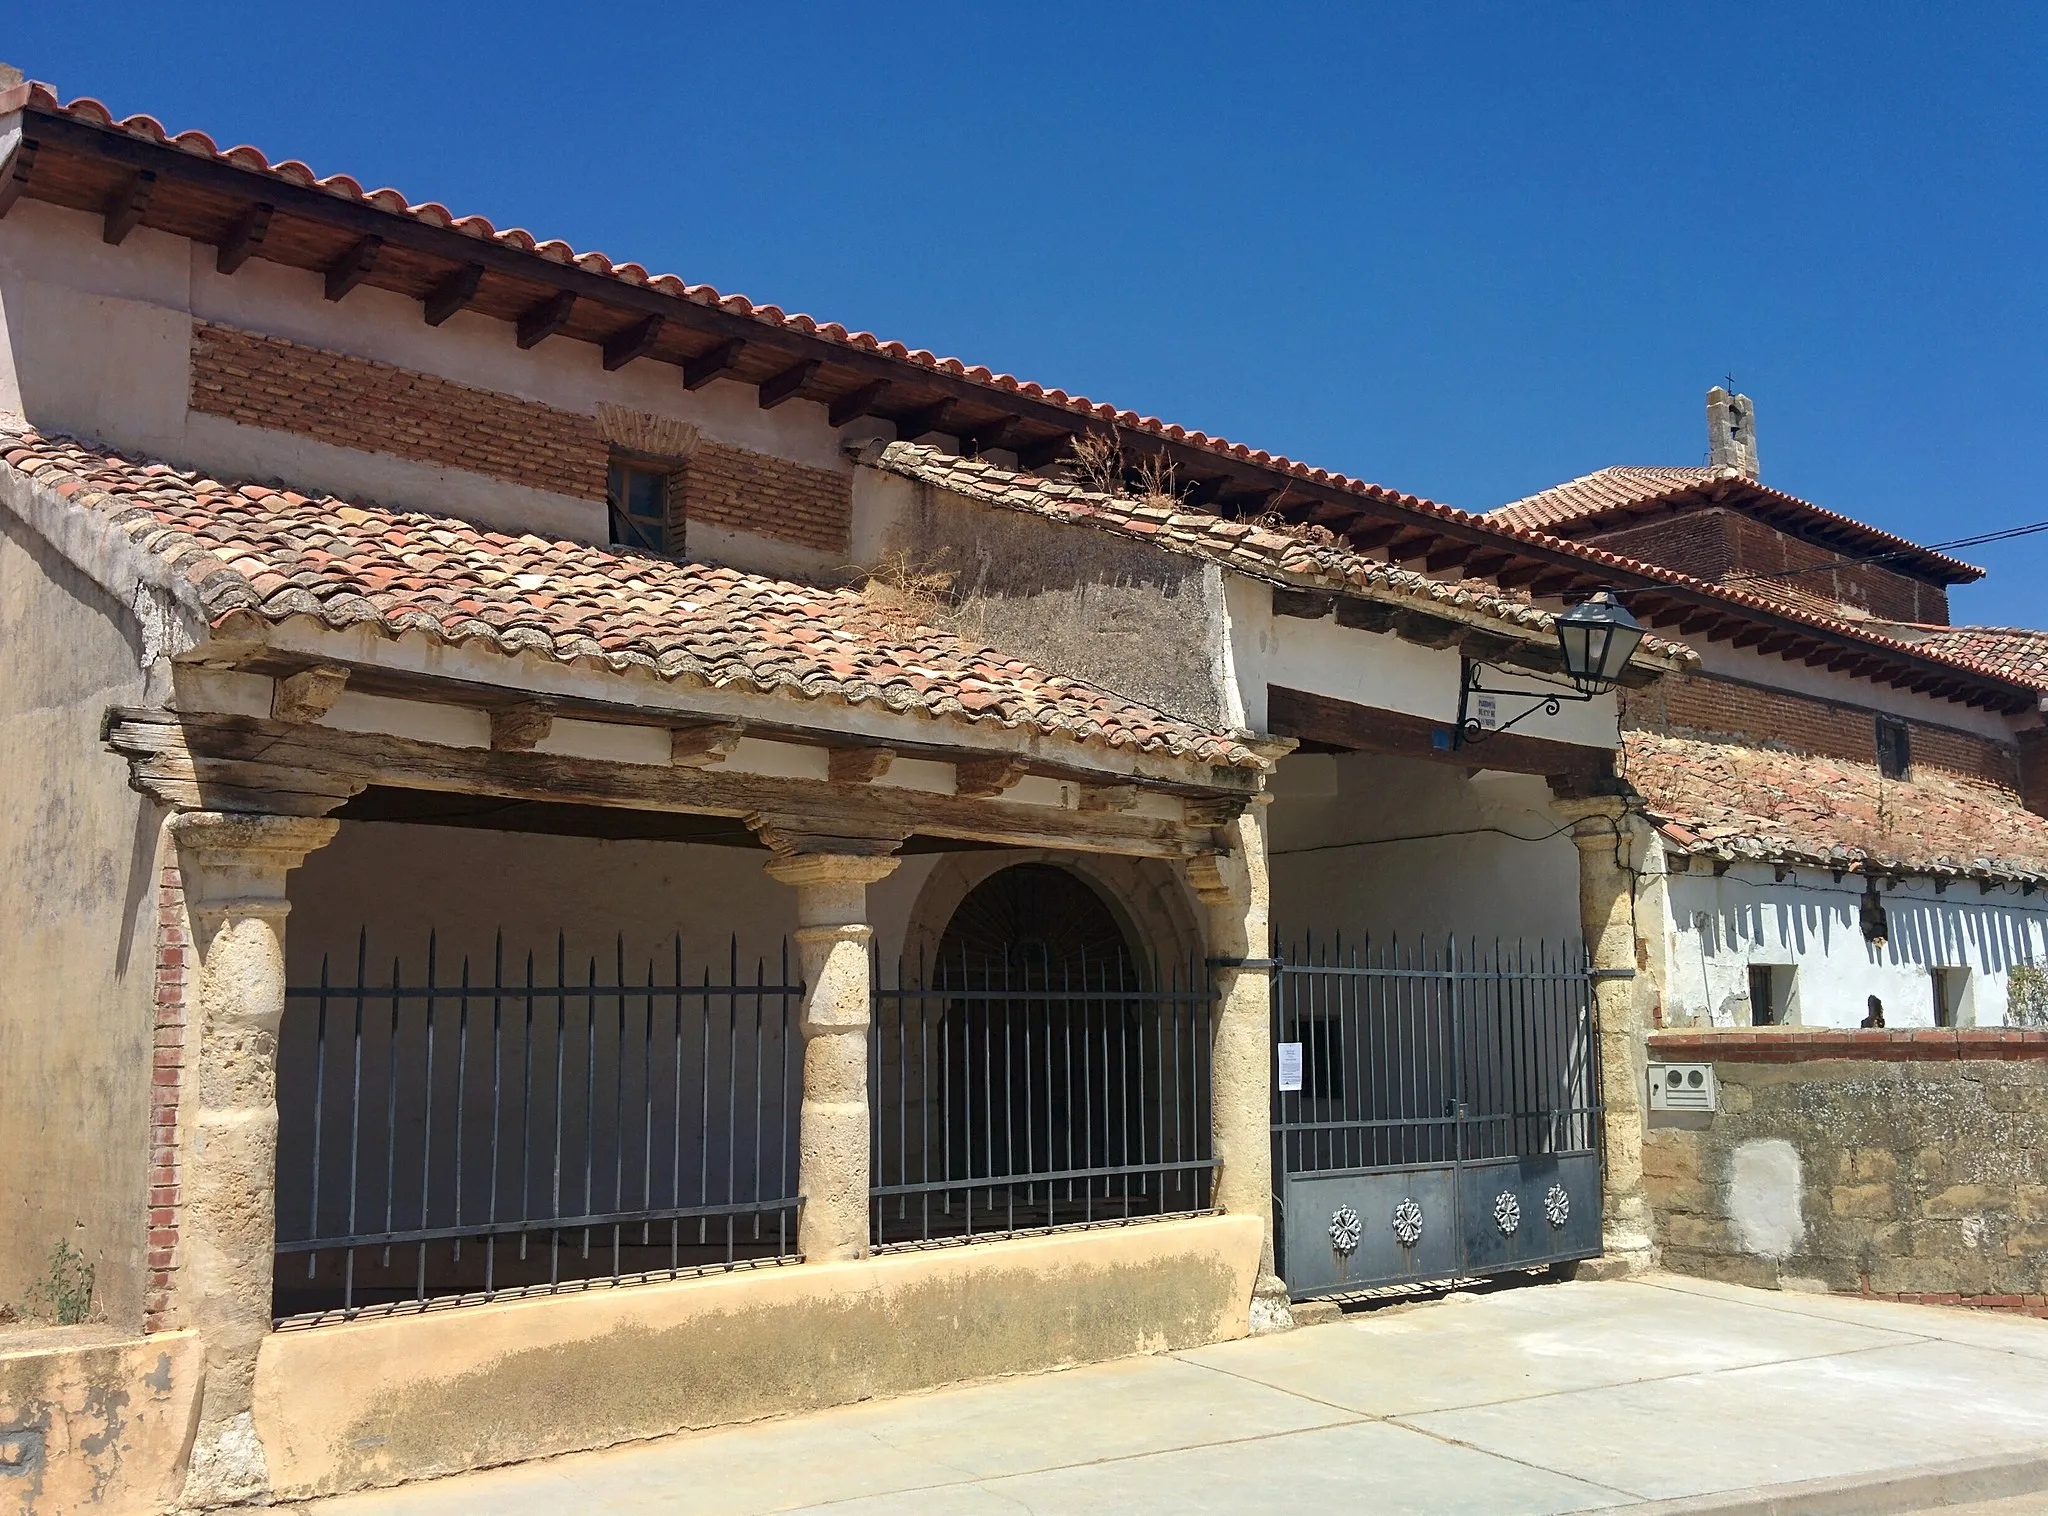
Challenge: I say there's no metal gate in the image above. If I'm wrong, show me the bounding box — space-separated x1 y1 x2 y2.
1270 937 1604 1298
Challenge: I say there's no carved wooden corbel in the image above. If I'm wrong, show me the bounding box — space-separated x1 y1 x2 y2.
270 665 350 724
671 721 747 767
954 757 1030 798
488 701 556 752
828 746 896 784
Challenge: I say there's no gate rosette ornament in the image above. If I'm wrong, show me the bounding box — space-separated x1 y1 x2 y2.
1390 1198 1424 1248
1544 1183 1570 1229
1493 1190 1522 1236
1328 1204 1364 1257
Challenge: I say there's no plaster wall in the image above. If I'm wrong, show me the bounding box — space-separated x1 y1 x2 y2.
0 506 161 1325
0 1326 204 1515
1640 856 2048 1029
1224 575 1621 747
0 196 849 579
1266 750 1583 950
252 1213 1261 1499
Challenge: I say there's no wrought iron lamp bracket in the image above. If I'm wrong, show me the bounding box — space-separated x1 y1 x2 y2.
1453 657 1596 749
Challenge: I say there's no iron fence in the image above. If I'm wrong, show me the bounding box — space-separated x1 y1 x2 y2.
272 933 802 1323
1271 936 1601 1176
870 951 1217 1247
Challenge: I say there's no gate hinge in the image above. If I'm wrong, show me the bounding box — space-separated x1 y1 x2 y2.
1207 956 1282 970
1588 968 1637 981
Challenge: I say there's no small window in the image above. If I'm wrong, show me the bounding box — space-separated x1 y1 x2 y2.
1932 967 1970 1028
1875 716 1912 781
608 457 676 552
1747 964 1794 1026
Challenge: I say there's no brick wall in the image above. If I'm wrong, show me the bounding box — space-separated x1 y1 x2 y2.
144 861 188 1334
1578 511 1734 584
1580 507 1950 624
190 323 608 501
188 323 850 552
1623 670 2021 791
1643 1030 2048 1307
685 438 850 555
2023 730 2048 821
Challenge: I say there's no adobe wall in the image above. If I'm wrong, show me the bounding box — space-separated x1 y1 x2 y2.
252 1214 1262 1499
0 506 161 1327
1642 1031 2048 1307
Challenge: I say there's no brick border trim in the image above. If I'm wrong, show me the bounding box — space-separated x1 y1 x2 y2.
1857 1286 2048 1319
1650 1028 2048 1063
144 861 188 1333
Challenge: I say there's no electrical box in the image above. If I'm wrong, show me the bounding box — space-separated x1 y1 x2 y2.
1648 1061 1717 1113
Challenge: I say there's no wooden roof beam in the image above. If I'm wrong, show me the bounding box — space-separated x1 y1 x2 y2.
423 262 484 326
1384 531 1443 564
214 200 272 275
1016 432 1074 469
1527 570 1582 599
323 234 383 302
515 289 577 349
602 313 665 372
1424 541 1478 573
683 338 746 390
1344 522 1403 553
895 398 958 441
101 168 157 246
758 357 821 409
830 379 892 429
965 416 1016 455
1492 560 1550 590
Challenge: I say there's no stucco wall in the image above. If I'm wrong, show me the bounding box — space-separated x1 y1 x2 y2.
0 508 161 1325
253 1213 1262 1498
1639 854 2048 1029
1643 1034 2048 1302
1267 750 1582 950
0 1326 203 1515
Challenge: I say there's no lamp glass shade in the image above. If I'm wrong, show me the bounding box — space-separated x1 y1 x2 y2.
1555 589 1645 694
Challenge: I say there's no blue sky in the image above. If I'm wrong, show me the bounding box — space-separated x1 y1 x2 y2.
12 4 2046 624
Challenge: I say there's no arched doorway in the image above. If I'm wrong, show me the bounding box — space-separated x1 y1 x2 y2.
871 863 1212 1246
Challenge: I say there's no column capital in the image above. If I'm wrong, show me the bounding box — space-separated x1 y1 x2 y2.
169 810 339 869
763 851 903 891
1549 794 1631 842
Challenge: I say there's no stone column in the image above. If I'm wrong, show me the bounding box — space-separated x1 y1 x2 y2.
1552 795 1655 1274
169 810 337 1507
763 845 901 1263
1185 798 1292 1332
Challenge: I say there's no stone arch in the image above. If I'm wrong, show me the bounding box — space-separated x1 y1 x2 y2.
898 850 1204 985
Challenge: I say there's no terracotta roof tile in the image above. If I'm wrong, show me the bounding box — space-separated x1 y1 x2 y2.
865 442 1697 666
1907 626 2048 691
1625 730 2048 884
0 419 1263 770
1490 466 1983 584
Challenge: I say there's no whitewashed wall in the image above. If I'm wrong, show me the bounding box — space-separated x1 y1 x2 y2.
1266 750 1583 955
1640 852 2048 1029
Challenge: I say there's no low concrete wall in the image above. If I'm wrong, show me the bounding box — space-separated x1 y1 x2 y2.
0 1327 202 1516
1644 1030 2048 1303
254 1213 1261 1498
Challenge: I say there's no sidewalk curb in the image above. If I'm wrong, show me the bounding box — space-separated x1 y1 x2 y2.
1623 1449 2048 1515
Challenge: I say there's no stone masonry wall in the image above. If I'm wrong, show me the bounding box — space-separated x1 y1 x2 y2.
1643 1030 2048 1311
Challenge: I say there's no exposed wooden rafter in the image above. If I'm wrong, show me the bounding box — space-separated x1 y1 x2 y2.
895 398 957 441
758 358 821 410
601 313 664 371
422 262 485 326
682 338 745 390
515 289 577 349
215 201 272 274
101 168 156 245
829 379 891 428
322 234 382 302
0 136 38 218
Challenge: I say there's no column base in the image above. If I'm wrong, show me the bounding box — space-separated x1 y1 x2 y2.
179 1411 270 1509
1248 1273 1295 1334
1577 1228 1658 1281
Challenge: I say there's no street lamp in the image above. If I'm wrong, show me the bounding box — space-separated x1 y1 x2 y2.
1454 588 1646 747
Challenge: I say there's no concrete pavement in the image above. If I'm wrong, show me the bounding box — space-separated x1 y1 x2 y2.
287 1272 2048 1515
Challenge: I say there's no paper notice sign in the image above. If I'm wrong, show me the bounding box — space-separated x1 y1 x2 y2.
1277 1041 1304 1092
